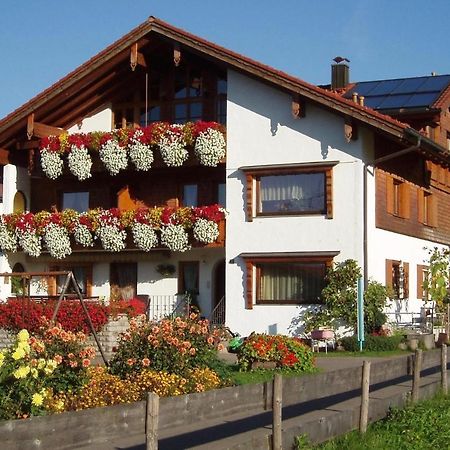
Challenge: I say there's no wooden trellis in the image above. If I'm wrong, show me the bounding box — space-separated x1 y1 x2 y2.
0 270 108 365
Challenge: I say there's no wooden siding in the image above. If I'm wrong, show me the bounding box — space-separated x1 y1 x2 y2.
375 168 450 245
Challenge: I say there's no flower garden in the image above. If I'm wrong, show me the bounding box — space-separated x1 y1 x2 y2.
39 121 226 180
0 307 316 421
0 204 225 258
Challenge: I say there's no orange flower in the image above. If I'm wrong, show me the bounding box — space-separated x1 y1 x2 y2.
142 358 151 367
189 348 196 356
82 358 91 367
54 354 63 364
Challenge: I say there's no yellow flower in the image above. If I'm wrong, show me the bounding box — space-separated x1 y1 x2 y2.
31 368 39 378
17 329 30 342
12 347 26 360
0 352 5 367
31 393 44 407
17 341 31 354
13 365 30 379
37 358 46 370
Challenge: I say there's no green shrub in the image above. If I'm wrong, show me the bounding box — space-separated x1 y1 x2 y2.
340 334 405 352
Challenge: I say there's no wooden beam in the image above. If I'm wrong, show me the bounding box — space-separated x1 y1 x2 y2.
16 140 39 150
291 95 305 118
0 148 10 165
344 117 358 142
26 113 64 139
130 43 147 71
173 44 181 67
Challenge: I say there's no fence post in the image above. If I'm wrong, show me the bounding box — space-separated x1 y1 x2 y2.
272 374 283 450
442 344 448 395
359 360 371 433
412 349 423 404
146 392 159 450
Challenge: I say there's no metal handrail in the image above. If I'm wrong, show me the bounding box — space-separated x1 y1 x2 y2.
209 296 225 325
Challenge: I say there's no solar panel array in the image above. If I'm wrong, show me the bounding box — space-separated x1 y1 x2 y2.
343 75 450 110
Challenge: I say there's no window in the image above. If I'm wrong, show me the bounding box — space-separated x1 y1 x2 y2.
417 189 437 227
217 183 226 207
174 68 203 124
242 164 335 221
216 77 227 125
48 263 92 297
62 192 89 212
183 184 198 207
110 263 137 301
13 191 26 213
417 265 429 300
243 253 336 308
258 173 325 215
386 176 410 219
386 259 409 299
178 261 199 294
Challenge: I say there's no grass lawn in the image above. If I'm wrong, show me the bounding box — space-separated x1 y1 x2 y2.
227 365 318 385
315 349 410 358
296 394 450 450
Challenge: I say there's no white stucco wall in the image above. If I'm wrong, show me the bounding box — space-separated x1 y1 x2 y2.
67 106 112 133
225 70 369 336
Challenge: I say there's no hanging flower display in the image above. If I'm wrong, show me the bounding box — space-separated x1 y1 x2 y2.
0 222 17 252
194 127 226 167
131 222 158 252
43 223 72 259
96 225 127 252
17 231 42 258
67 145 92 181
128 129 154 171
40 150 64 180
193 218 219 244
99 137 128 176
158 124 189 167
160 224 190 252
73 223 94 248
38 121 226 179
0 205 225 258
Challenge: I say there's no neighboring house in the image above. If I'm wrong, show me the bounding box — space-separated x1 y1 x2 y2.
0 18 449 336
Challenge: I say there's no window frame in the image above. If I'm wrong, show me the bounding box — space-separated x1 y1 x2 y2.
60 191 90 213
417 188 438 227
241 163 336 222
385 259 409 300
386 175 410 219
178 261 200 295
242 253 336 309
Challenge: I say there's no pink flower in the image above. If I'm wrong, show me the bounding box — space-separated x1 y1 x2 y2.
54 354 63 365
127 358 136 366
189 348 196 356
82 358 90 367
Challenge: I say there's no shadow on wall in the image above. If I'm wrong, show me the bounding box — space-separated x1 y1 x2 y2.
288 304 322 336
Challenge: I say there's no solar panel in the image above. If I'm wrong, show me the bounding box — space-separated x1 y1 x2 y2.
416 75 450 92
404 92 442 108
377 94 413 109
367 79 403 96
391 77 427 94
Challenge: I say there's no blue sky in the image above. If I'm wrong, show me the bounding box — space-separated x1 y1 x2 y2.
1 0 449 118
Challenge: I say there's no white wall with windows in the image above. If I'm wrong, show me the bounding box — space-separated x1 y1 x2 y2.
225 70 369 336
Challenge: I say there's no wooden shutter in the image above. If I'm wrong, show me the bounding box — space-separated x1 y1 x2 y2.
245 260 253 309
430 194 438 227
386 176 394 215
246 174 253 222
417 188 424 223
417 265 426 300
326 168 333 219
385 259 393 288
400 183 410 219
403 262 409 299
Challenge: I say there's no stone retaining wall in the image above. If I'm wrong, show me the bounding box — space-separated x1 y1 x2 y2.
0 315 130 360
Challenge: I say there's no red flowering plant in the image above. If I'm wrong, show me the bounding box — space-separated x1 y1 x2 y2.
109 313 224 378
237 334 315 372
108 297 147 319
0 298 109 335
